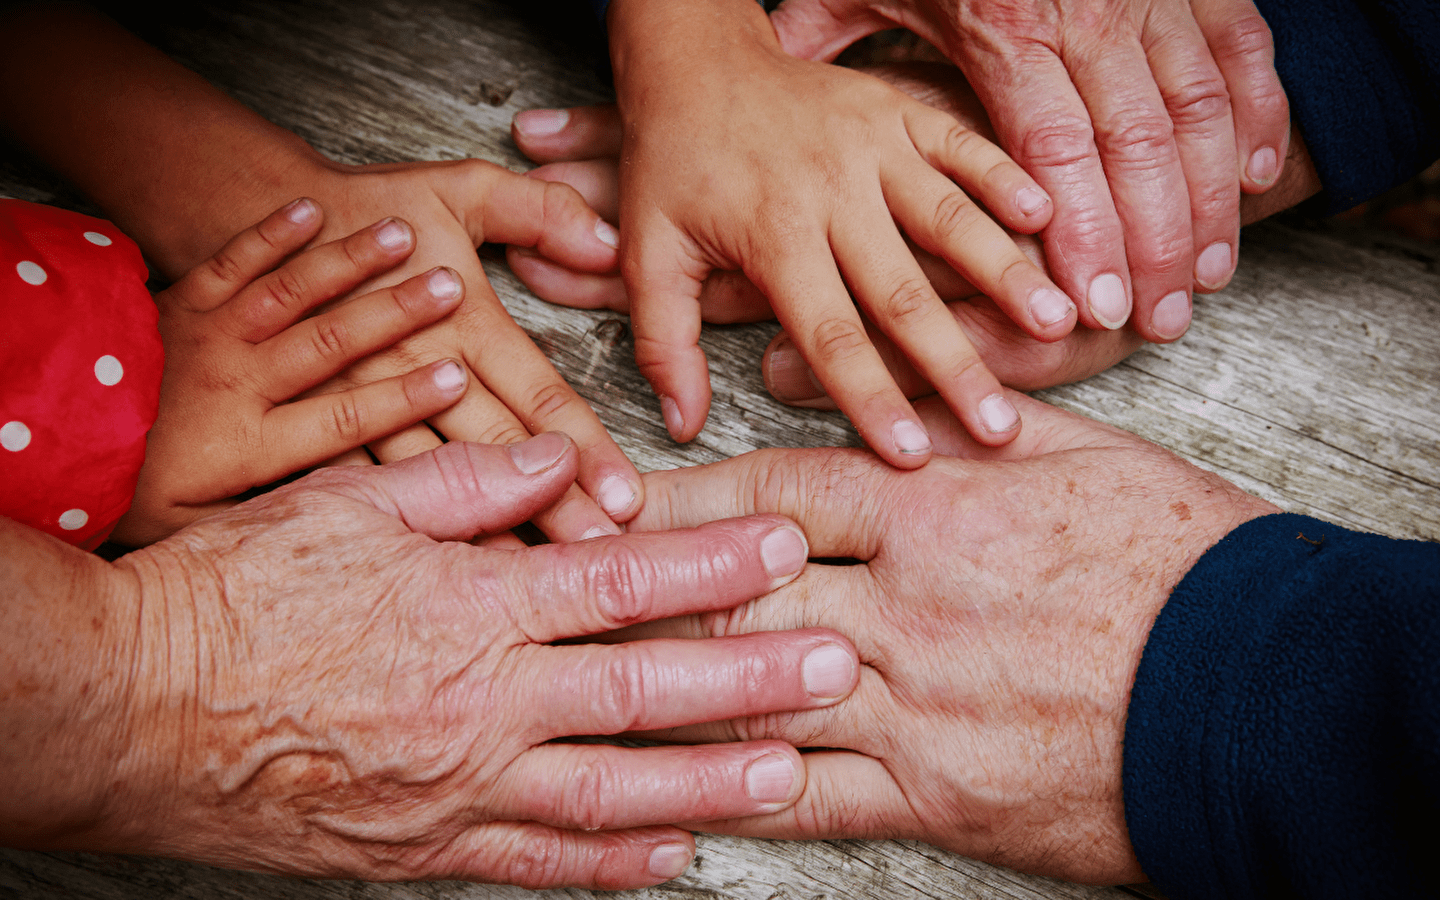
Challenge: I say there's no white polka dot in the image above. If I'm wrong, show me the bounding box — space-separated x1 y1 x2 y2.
59 509 89 531
83 231 113 246
0 421 30 452
16 260 46 285
95 355 124 386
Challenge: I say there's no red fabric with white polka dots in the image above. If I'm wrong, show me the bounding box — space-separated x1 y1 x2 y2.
1 199 163 550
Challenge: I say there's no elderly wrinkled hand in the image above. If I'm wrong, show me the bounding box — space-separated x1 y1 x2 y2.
1 435 861 890
772 0 1291 342
616 394 1277 883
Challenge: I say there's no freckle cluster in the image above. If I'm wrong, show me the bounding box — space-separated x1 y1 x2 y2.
0 199 163 549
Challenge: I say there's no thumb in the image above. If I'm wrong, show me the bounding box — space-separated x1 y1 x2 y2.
323 434 580 542
917 391 1140 460
769 0 891 61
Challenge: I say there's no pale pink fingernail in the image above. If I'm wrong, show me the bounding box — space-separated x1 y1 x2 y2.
283 197 317 224
1016 186 1049 216
597 475 636 518
761 526 807 579
581 525 617 540
1151 291 1192 341
507 432 568 474
892 419 931 456
660 396 685 439
978 393 1019 434
1027 288 1074 327
1088 273 1130 329
1247 146 1279 185
432 360 466 392
514 108 569 137
1195 242 1233 289
594 218 620 249
803 643 856 699
764 339 827 403
374 218 412 251
427 267 462 300
648 844 692 880
745 754 797 803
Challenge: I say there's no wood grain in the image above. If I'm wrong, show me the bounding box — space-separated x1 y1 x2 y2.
1 0 1436 897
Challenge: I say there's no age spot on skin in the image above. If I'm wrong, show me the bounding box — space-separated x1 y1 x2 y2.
1170 501 1192 521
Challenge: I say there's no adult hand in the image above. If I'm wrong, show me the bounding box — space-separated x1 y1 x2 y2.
617 394 1278 883
8 435 862 888
771 0 1291 342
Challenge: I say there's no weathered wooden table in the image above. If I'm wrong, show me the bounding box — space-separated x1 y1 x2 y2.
2 1 1436 897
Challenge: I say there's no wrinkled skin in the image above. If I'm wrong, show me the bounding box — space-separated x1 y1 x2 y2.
617 394 1279 883
10 436 863 889
771 0 1292 341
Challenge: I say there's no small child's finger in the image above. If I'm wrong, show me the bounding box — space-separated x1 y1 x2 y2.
512 104 624 164
258 266 465 400
904 107 1053 235
256 360 468 486
167 198 324 314
429 308 646 526
220 216 419 344
507 246 630 312
526 159 621 222
470 168 619 273
886 162 1076 342
627 245 713 444
833 224 1021 448
747 245 932 468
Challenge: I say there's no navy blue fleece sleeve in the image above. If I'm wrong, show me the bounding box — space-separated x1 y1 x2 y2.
1123 513 1439 899
1252 0 1440 214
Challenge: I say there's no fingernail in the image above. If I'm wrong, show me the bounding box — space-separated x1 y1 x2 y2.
892 419 931 456
283 197 317 224
1151 291 1192 341
597 475 636 518
432 360 466 392
764 340 827 403
760 526 807 579
1195 242 1233 289
978 393 1019 434
803 643 856 699
660 396 685 439
1088 273 1129 329
1027 288 1074 328
745 753 797 804
1247 146 1278 185
427 267 462 301
1016 186 1049 216
594 218 620 249
374 218 412 252
647 843 692 880
507 432 568 474
581 524 618 540
514 108 569 137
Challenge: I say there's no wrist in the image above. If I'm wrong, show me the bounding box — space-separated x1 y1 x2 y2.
607 0 778 100
0 522 147 850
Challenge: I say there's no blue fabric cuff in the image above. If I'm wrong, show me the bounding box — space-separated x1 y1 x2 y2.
1123 513 1440 899
1252 0 1440 213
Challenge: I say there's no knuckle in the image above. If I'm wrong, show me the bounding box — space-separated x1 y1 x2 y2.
1163 72 1232 131
310 316 352 359
522 380 576 427
878 276 939 328
202 248 249 287
591 650 658 733
504 832 568 888
587 545 657 628
1016 116 1097 171
1133 231 1194 275
1206 11 1275 64
929 191 982 245
1190 177 1241 225
266 268 312 315
328 393 366 443
809 316 871 364
1096 113 1176 169
560 756 622 831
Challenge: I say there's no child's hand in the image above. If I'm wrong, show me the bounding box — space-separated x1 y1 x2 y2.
527 0 1073 466
112 201 467 545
